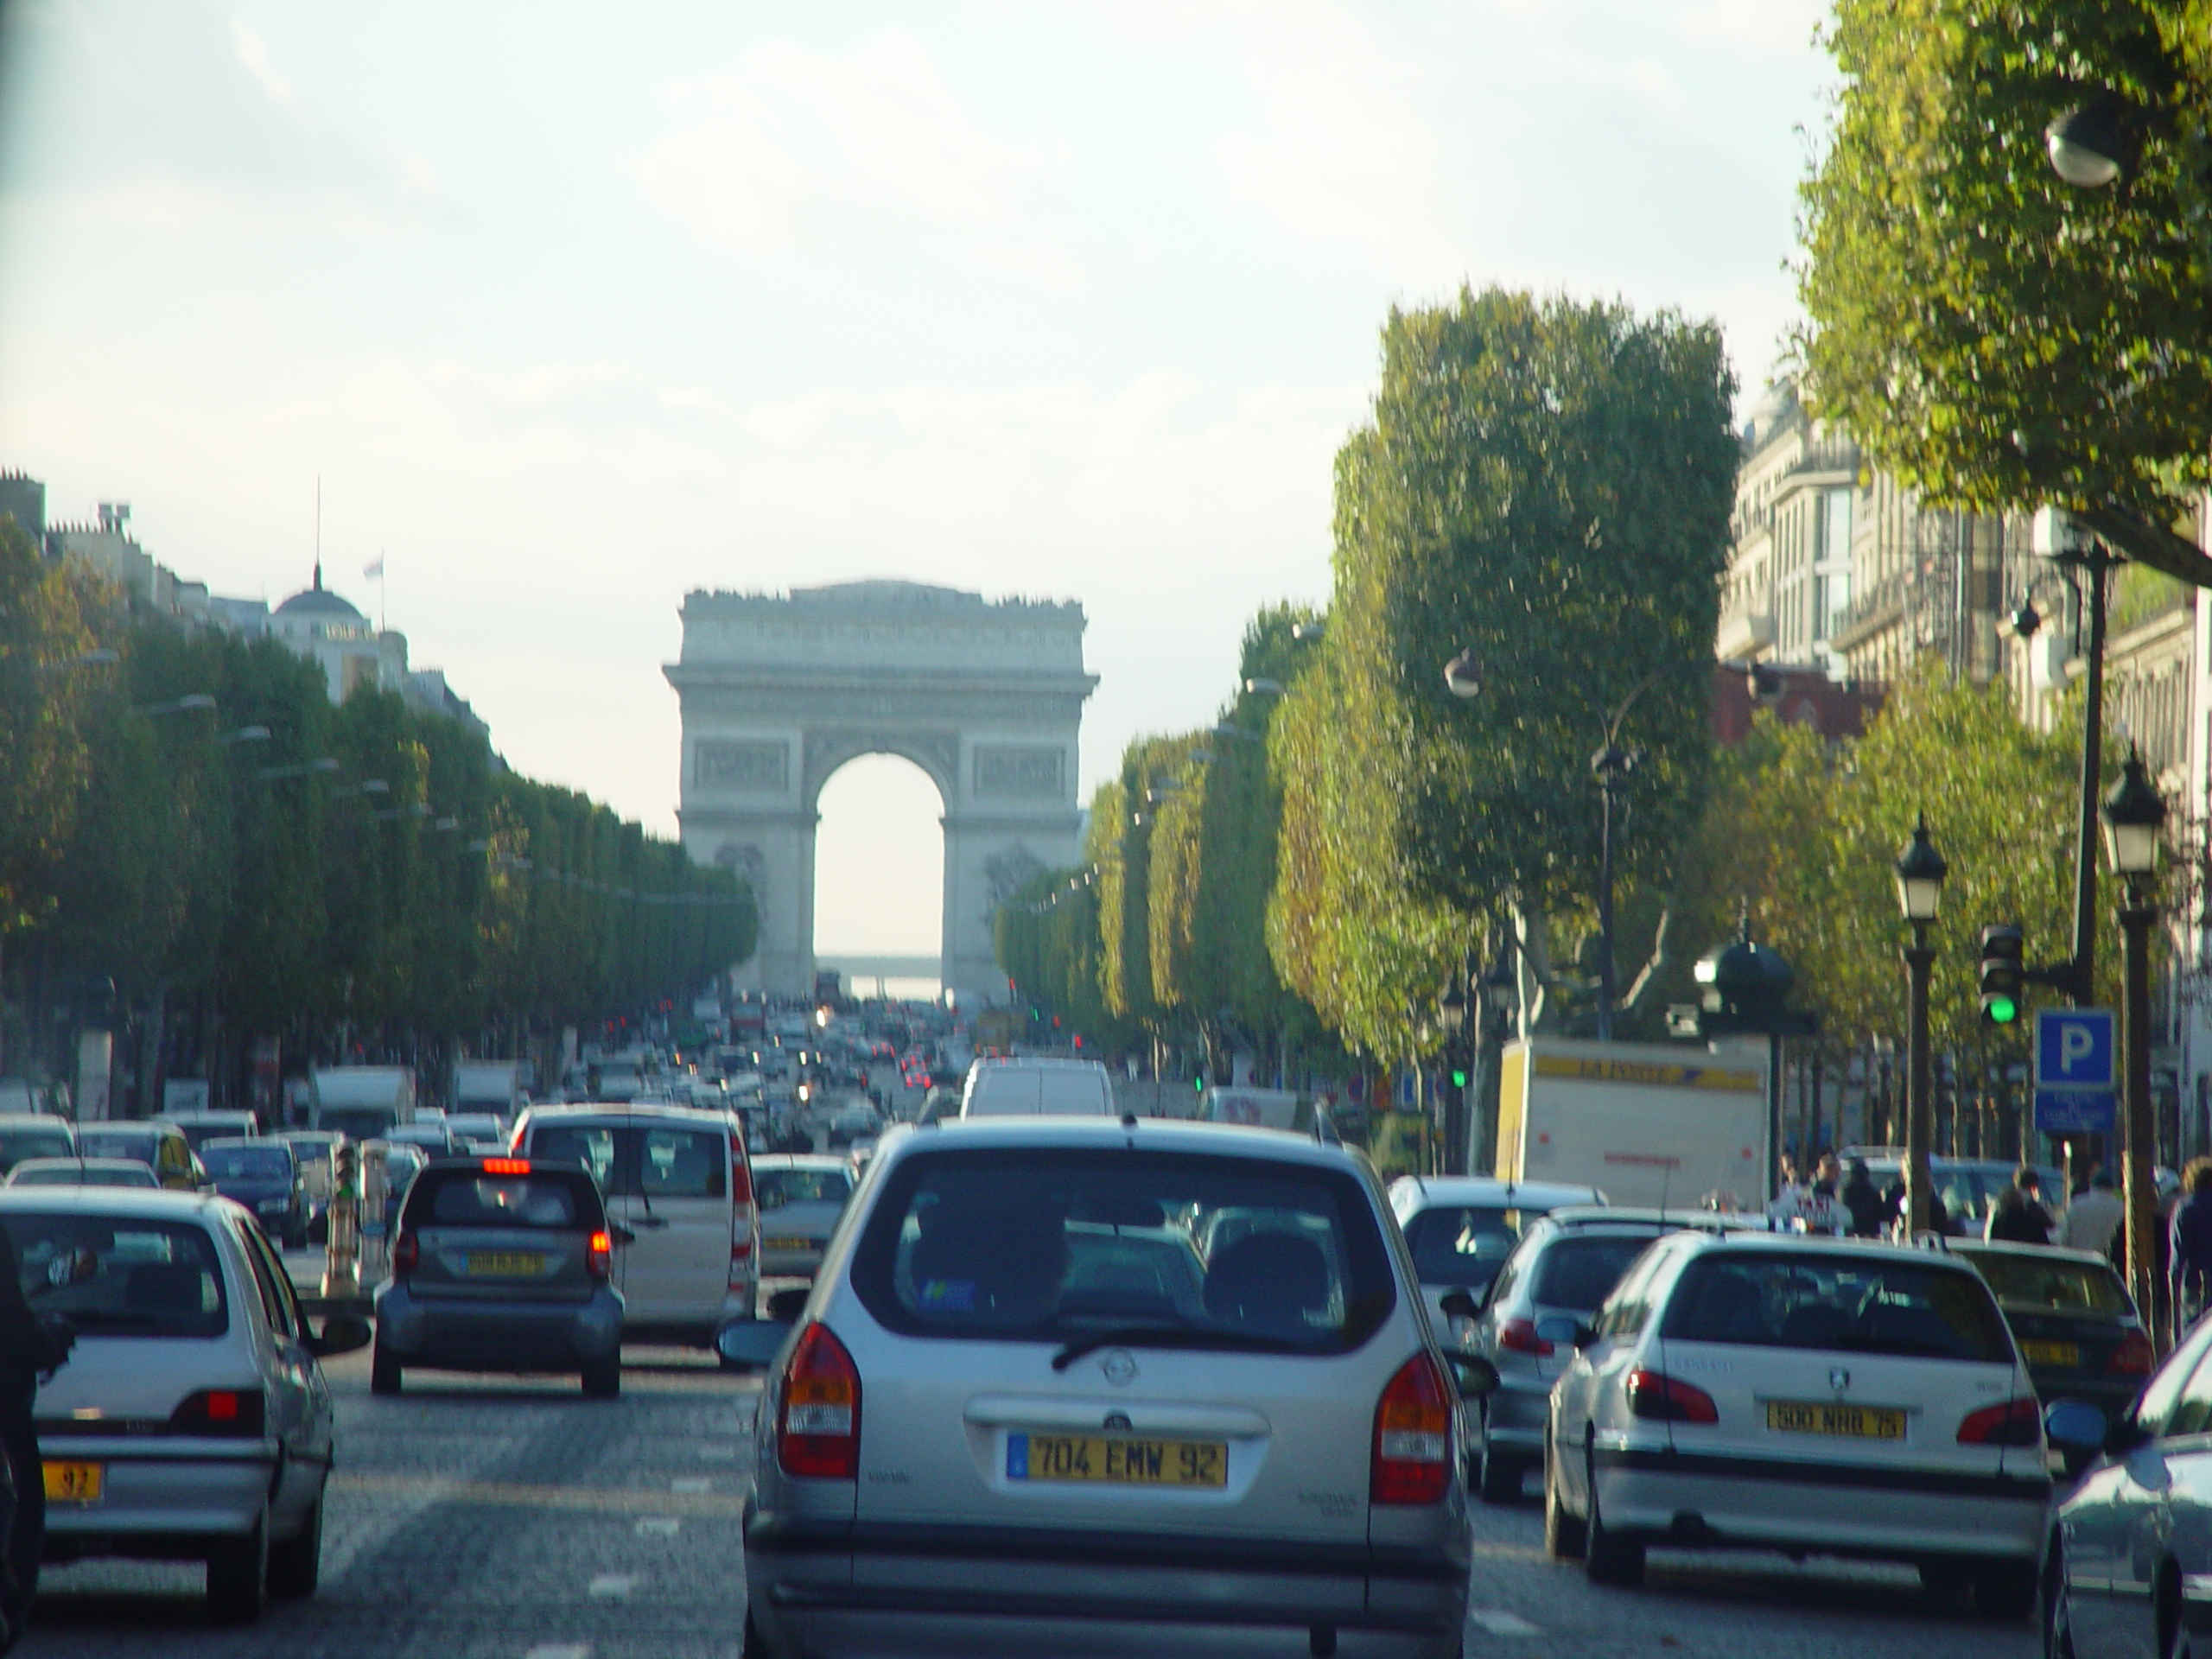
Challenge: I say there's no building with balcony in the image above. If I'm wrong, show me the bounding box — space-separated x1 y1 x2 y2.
1718 380 1860 674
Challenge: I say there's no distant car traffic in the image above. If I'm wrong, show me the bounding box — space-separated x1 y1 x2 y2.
0 1115 75 1176
373 1155 628 1397
1388 1175 1607 1323
739 1116 1491 1659
156 1111 260 1154
957 1057 1116 1116
3 1157 160 1189
1950 1239 2151 1421
1544 1230 2048 1616
6 1186 366 1623
76 1121 201 1191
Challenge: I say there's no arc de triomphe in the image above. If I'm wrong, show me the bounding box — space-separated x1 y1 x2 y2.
665 581 1096 1004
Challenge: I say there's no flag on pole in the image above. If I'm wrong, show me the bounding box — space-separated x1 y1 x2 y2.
363 556 385 579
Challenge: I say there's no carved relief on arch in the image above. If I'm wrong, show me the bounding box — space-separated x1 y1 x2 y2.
715 842 767 900
801 728 959 805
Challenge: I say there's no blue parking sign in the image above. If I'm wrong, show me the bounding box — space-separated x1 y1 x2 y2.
2035 1007 2116 1135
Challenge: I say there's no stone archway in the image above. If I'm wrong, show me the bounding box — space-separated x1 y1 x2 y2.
665 581 1096 1004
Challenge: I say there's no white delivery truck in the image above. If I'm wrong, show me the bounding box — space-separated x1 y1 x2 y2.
1199 1086 1339 1141
452 1059 527 1116
1495 1038 1767 1212
310 1065 416 1146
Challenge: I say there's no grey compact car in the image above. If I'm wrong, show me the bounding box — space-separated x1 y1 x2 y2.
1458 1206 1753 1503
372 1156 627 1397
752 1154 856 1283
740 1116 1492 1659
4 1188 366 1624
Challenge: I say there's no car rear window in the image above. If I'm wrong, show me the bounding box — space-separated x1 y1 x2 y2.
758 1167 854 1208
76 1129 154 1160
849 1147 1395 1352
409 1172 600 1230
1530 1233 1660 1312
202 1147 293 1180
1402 1205 1527 1288
0 1128 74 1172
1662 1252 2012 1363
1962 1250 2132 1315
1 1213 228 1337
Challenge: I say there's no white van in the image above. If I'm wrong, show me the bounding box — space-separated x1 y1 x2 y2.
958 1058 1116 1117
509 1102 760 1344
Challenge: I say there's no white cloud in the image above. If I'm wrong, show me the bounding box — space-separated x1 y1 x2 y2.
629 32 1080 281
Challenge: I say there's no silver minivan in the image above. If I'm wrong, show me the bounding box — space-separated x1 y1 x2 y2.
741 1117 1490 1658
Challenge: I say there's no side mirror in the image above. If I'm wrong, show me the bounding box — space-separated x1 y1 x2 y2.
608 1224 638 1248
714 1318 792 1373
308 1315 372 1358
1438 1290 1480 1323
1443 1351 1499 1400
2044 1399 2108 1454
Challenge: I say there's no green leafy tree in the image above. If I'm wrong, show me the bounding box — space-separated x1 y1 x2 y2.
0 518 103 939
1799 0 2212 576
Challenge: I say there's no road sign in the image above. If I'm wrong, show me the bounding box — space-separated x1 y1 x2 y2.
2034 1007 2116 1135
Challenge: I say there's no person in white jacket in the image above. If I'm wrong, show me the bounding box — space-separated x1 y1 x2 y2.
2059 1165 2124 1255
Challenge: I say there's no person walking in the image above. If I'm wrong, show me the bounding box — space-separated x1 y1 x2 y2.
1986 1166 2056 1245
0 1222 72 1649
2169 1162 2212 1337
2059 1166 2125 1255
1840 1158 1891 1238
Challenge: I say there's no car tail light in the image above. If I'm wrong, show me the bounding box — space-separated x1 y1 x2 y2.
588 1230 613 1280
171 1388 266 1436
1625 1369 1719 1424
1498 1318 1553 1357
1371 1351 1452 1504
482 1157 530 1175
392 1230 419 1278
1958 1396 2042 1446
778 1323 861 1479
728 1138 753 1205
2110 1331 2154 1376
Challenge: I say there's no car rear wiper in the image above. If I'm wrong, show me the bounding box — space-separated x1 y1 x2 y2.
1051 1325 1316 1372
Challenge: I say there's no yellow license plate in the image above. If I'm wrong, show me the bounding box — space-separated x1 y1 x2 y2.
467 1251 545 1277
2021 1339 2082 1368
765 1236 811 1252
1010 1433 1227 1487
43 1461 103 1504
1766 1401 1906 1440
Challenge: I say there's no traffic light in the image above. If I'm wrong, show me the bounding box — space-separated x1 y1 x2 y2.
1451 1068 1469 1090
1979 925 2024 1026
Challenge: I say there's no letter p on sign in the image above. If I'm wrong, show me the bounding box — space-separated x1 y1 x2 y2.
2061 1024 2094 1073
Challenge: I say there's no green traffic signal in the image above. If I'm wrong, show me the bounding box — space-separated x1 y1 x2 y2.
1986 993 2018 1026
1451 1069 1469 1088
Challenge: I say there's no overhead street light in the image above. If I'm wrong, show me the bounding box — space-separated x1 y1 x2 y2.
1290 622 1325 643
1243 677 1286 696
256 756 342 782
2047 90 2141 188
30 647 118 673
133 692 217 718
218 725 272 747
1443 649 1483 700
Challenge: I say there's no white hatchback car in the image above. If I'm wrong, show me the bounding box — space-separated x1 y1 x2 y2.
3 1188 365 1623
1543 1230 2049 1618
740 1116 1491 1658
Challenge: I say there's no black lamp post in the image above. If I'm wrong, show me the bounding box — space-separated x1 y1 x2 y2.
1895 815 1948 1236
2102 747 2167 1329
1694 924 1809 1204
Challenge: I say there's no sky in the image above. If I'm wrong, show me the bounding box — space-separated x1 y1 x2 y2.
0 0 1835 959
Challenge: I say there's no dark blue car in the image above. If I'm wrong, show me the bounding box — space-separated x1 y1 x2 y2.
199 1136 308 1246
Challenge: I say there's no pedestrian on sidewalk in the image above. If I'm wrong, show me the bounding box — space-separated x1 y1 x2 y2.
1986 1166 2056 1245
1840 1158 1891 1238
2170 1161 2212 1336
2059 1166 2124 1255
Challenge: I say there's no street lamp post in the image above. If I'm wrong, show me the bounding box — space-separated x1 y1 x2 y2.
1896 816 1948 1236
2101 748 2167 1327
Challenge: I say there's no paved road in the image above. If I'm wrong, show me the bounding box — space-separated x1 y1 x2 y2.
17 1346 2040 1659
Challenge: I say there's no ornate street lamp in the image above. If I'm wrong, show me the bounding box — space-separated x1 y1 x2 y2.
2047 91 2142 188
1443 649 1483 700
1895 816 1947 1235
2103 747 2167 1331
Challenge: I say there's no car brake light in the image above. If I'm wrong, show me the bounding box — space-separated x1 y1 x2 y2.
2110 1331 2154 1376
1371 1351 1452 1504
588 1230 613 1280
779 1323 861 1479
1958 1396 2042 1446
171 1389 266 1436
1498 1317 1553 1357
1625 1369 1719 1424
482 1157 530 1175
728 1137 753 1205
392 1230 420 1277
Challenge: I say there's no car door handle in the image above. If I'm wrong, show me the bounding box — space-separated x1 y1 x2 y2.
628 1216 670 1229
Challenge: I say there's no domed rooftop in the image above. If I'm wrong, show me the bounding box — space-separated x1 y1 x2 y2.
275 564 365 620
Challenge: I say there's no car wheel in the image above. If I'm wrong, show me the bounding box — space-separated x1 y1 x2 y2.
1541 1429 1585 1560
266 1491 322 1599
582 1356 622 1400
1476 1405 1520 1505
206 1508 269 1624
1584 1446 1644 1587
1974 1559 2037 1624
2042 1544 2077 1659
370 1338 403 1396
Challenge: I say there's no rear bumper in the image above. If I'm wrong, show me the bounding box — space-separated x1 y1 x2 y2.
745 1511 1465 1655
1479 1372 1552 1455
1591 1444 2049 1561
41 1441 283 1557
374 1283 624 1370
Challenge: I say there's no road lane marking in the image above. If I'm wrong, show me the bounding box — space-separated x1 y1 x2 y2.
1468 1540 1549 1564
524 1647 592 1659
696 1444 738 1459
671 1477 712 1494
1468 1608 1543 1636
329 1473 747 1516
637 1516 681 1537
588 1574 633 1601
